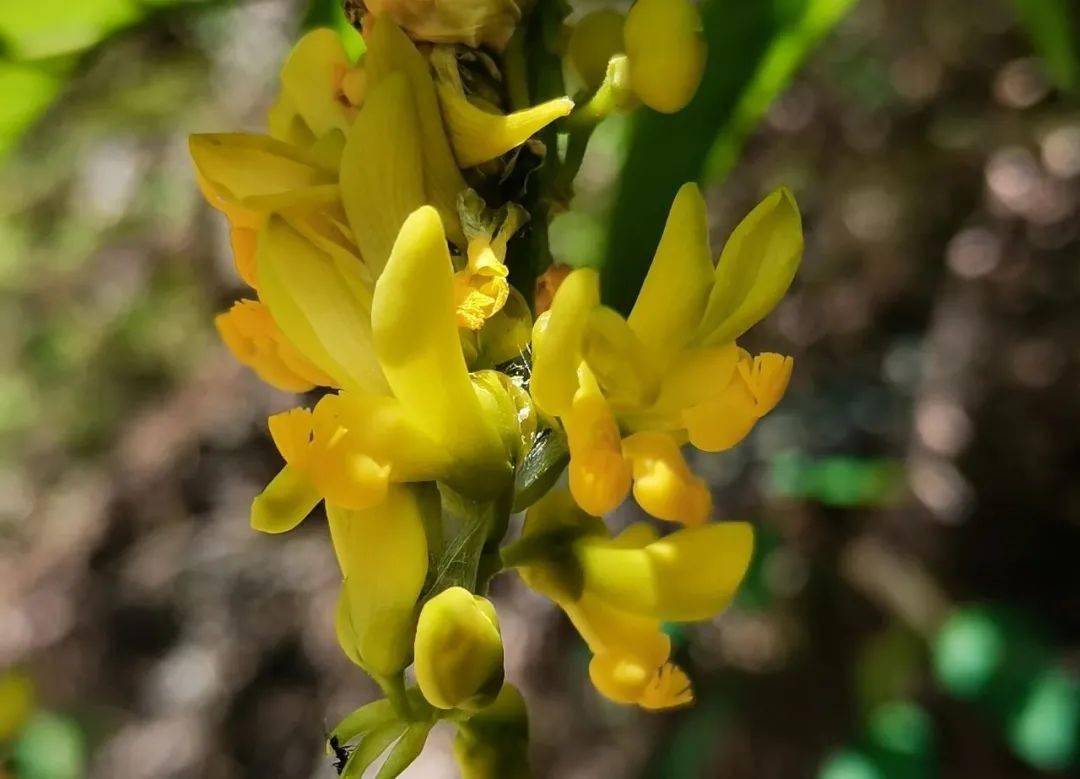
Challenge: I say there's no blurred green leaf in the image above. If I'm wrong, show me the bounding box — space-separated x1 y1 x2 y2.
602 0 856 314
0 0 142 60
705 0 859 182
0 61 65 159
10 713 86 779
1010 0 1079 92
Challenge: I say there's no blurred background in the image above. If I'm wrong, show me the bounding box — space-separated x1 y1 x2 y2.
0 0 1078 777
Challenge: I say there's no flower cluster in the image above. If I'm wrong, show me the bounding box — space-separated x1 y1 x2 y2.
191 1 802 776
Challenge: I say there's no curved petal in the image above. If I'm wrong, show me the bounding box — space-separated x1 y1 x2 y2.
529 268 600 417
627 183 714 367
279 28 356 138
437 79 573 168
327 486 430 676
622 431 711 526
373 206 506 479
697 187 803 345
363 18 466 242
340 72 427 276
256 216 388 393
576 521 755 621
250 465 321 534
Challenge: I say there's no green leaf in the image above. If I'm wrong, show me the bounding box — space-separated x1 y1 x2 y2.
602 0 855 315
330 699 399 746
0 61 65 160
341 722 408 779
0 0 143 61
704 0 859 182
375 723 433 778
1009 0 1080 92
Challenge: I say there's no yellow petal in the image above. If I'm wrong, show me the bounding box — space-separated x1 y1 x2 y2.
266 400 391 511
436 74 574 168
697 187 803 345
215 300 334 392
373 206 507 480
279 28 356 138
189 133 333 225
743 352 794 415
638 663 694 710
250 464 322 534
624 0 706 114
568 9 626 91
581 305 659 412
455 237 510 330
577 521 755 621
529 268 600 417
267 91 314 147
363 18 466 240
627 183 714 367
340 72 427 276
681 350 792 452
256 216 388 393
328 487 429 676
333 391 452 483
623 343 741 433
622 431 711 525
230 227 259 287
565 376 631 517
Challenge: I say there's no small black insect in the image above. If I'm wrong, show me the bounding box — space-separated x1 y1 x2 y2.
328 734 352 775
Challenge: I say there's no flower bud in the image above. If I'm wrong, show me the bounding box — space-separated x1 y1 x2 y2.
567 9 625 91
624 0 706 114
364 0 533 51
414 587 505 711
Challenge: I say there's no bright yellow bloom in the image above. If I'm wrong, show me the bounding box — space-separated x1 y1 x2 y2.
530 183 802 522
509 492 754 710
414 587 504 711
454 201 526 330
215 299 335 392
250 205 516 536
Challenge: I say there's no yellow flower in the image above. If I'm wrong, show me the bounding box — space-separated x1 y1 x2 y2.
530 183 802 522
454 198 526 330
275 28 360 140
414 587 504 711
508 492 754 710
250 206 515 535
364 0 533 51
215 299 335 392
430 46 573 169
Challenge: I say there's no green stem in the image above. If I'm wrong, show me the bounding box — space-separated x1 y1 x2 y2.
375 671 414 722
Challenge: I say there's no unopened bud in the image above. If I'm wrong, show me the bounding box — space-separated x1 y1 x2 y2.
415 587 504 711
625 0 706 114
